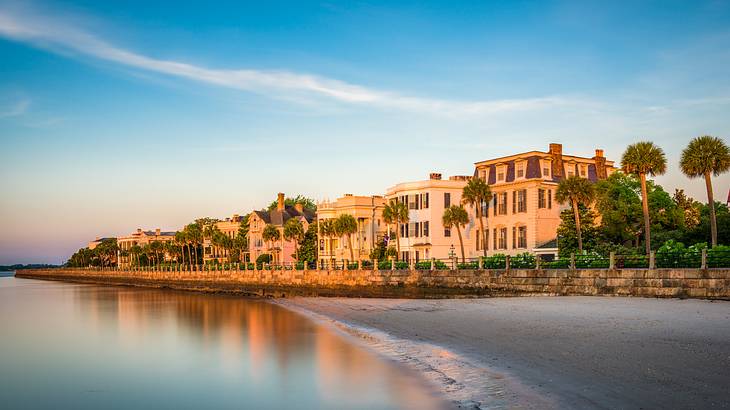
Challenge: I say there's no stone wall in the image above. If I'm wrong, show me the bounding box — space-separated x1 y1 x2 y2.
15 267 730 299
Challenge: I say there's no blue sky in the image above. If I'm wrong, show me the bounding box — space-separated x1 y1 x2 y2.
1 0 729 263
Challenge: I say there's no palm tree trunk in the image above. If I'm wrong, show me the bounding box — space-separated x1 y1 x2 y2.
705 171 717 247
395 223 401 260
348 234 354 261
456 226 465 263
477 206 487 257
639 173 651 255
572 199 583 252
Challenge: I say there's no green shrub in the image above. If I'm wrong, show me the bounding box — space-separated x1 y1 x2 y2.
543 258 570 269
511 252 537 269
457 261 479 269
708 245 730 268
378 260 393 270
482 254 507 269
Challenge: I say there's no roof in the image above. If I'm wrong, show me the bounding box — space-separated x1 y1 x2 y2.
475 155 613 185
252 205 315 226
143 231 176 237
535 239 558 249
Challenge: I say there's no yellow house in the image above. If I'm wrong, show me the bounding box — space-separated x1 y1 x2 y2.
202 214 244 264
117 228 176 267
317 194 387 264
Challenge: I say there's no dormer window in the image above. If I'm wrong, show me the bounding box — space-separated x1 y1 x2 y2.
579 164 587 177
497 165 506 182
541 160 551 178
516 162 525 179
479 169 488 182
567 165 575 178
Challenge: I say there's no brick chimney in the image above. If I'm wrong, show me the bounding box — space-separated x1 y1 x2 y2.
277 193 285 211
593 149 607 180
429 172 442 180
294 203 304 213
155 228 161 236
549 143 563 178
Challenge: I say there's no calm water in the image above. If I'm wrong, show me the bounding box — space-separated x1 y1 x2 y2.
0 277 445 409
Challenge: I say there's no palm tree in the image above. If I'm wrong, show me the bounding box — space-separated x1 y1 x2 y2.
462 177 493 256
149 241 163 267
621 141 667 255
334 214 358 261
174 231 187 265
262 224 281 263
382 199 409 260
283 218 305 261
555 176 595 253
442 205 469 263
185 222 203 265
680 136 730 247
130 244 142 267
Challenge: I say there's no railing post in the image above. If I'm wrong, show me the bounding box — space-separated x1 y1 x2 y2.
409 258 415 271
606 252 614 270
570 253 576 270
391 259 395 271
431 258 435 271
535 255 541 270
478 257 483 270
701 249 707 269
374 259 379 271
451 256 455 271
505 255 511 271
358 259 362 270
649 251 656 269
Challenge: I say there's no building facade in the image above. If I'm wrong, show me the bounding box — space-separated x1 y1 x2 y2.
248 193 315 265
473 143 616 258
317 194 387 264
385 174 477 262
117 228 176 267
203 214 244 264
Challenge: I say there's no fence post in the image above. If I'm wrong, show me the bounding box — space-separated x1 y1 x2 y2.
391 259 395 271
505 255 511 271
609 252 615 270
451 256 455 270
478 257 483 270
374 259 379 271
431 258 435 271
535 255 541 270
303 260 308 272
649 251 656 269
358 259 362 270
570 253 576 270
409 258 415 271
701 249 707 269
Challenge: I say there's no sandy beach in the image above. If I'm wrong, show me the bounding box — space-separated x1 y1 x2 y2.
281 296 730 409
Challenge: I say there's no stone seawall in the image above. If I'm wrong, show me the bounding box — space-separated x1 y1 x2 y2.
16 267 730 299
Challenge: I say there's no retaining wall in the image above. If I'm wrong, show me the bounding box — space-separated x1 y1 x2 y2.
15 267 730 299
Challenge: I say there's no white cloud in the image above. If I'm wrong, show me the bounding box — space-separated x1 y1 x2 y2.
0 4 572 116
0 96 30 118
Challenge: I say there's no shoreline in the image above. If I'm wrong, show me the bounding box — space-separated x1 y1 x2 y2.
275 298 554 409
280 296 730 409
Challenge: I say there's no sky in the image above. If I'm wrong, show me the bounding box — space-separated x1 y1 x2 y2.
1 0 729 264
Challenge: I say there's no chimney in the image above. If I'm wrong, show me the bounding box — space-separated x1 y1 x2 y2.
136 228 142 234
277 193 285 211
155 228 161 236
593 148 607 180
294 203 304 213
429 172 442 180
549 143 563 178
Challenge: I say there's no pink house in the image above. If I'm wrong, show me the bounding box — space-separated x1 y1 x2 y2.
248 193 315 265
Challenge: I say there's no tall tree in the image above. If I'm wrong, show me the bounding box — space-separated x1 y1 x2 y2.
234 214 250 262
174 231 187 265
621 141 667 254
680 136 730 247
462 177 493 256
442 205 469 263
262 224 281 263
283 218 305 261
382 199 409 260
184 222 202 265
555 176 595 253
319 219 336 261
334 214 358 261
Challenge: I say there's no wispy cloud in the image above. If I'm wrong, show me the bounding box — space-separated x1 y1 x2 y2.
0 96 30 118
0 4 572 116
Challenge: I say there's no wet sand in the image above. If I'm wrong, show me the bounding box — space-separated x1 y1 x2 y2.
281 297 730 409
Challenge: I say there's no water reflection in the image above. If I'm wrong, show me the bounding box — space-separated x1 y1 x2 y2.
0 278 446 410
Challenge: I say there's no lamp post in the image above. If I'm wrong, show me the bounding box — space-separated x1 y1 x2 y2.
449 245 456 270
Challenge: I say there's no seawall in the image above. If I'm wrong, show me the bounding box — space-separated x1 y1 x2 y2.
15 267 730 299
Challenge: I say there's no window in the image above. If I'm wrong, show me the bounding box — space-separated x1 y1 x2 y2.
538 188 546 209
409 222 418 238
444 192 451 208
567 165 575 178
498 192 508 215
542 161 551 178
579 164 587 177
499 227 508 249
476 229 487 250
516 162 525 178
409 194 418 210
512 227 516 249
422 193 429 209
479 169 487 181
497 166 506 182
476 230 480 250
548 189 552 209
518 226 527 248
493 229 498 250
493 195 498 216
444 227 451 237
517 189 527 213
423 221 430 237
512 191 516 214
319 239 325 251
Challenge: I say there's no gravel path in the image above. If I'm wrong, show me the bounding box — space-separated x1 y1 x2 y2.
283 296 730 409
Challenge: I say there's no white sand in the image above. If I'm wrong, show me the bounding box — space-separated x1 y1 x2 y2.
279 297 730 409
